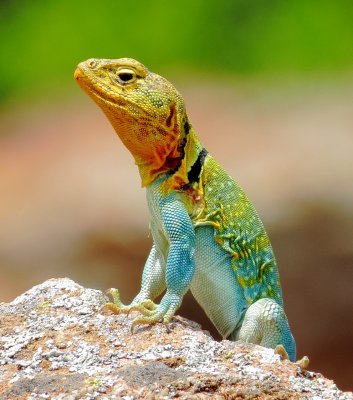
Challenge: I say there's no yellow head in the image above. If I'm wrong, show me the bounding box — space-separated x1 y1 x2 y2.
75 58 191 186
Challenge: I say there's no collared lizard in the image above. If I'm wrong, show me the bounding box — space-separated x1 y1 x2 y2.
74 58 307 365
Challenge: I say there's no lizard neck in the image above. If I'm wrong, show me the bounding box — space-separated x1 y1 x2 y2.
138 126 204 191
166 127 204 191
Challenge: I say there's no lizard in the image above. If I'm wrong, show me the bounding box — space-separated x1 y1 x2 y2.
74 57 308 366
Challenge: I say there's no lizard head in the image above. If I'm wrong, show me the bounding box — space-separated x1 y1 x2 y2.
75 58 197 187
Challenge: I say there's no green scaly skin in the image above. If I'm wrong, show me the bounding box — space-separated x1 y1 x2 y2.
74 58 307 365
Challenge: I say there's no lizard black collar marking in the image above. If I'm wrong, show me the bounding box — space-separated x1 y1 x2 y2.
183 121 190 134
187 148 208 184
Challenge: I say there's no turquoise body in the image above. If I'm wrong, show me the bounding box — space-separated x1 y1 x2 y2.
136 153 296 361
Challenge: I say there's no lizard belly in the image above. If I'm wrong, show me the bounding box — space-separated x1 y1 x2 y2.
191 225 248 338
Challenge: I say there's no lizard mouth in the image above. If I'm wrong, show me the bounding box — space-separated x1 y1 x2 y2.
73 66 83 82
74 65 114 104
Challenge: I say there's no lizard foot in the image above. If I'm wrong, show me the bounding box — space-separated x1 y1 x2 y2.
105 289 181 333
105 288 158 315
105 288 131 314
130 291 181 332
275 345 310 370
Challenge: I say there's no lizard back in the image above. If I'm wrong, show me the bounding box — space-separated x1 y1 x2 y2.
196 155 283 306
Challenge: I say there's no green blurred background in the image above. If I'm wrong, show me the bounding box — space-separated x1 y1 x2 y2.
2 0 353 103
1 0 352 391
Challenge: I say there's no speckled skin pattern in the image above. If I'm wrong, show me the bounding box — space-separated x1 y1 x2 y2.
75 58 296 361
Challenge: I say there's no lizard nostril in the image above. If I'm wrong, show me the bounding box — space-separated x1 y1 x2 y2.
88 60 98 69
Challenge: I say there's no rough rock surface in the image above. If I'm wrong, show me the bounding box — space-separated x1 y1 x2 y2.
0 279 351 400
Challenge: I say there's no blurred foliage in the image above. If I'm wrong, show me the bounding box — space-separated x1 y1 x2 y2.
0 0 353 104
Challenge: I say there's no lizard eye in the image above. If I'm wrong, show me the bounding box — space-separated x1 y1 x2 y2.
116 68 136 85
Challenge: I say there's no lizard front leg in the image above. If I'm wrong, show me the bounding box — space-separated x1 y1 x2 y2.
106 243 166 314
130 195 196 329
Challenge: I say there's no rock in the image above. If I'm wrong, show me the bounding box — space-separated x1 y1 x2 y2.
0 278 351 399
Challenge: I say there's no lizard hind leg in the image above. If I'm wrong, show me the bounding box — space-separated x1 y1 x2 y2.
233 298 297 362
